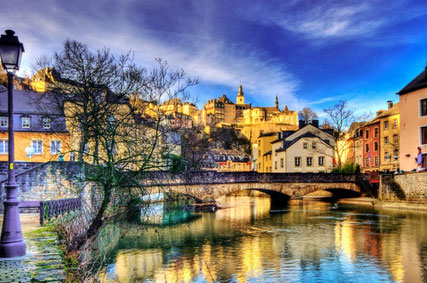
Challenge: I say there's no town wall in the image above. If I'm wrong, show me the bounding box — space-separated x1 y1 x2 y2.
379 172 427 201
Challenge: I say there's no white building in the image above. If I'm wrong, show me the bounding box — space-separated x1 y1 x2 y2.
271 121 335 173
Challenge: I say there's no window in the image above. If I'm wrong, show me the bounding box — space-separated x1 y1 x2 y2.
421 98 427 116
365 130 369 139
366 157 370 166
295 157 301 167
422 126 427 145
366 144 369 152
393 119 398 128
319 156 324 166
50 140 61 154
374 142 378 151
0 117 7 127
280 158 284 168
303 143 308 149
384 137 389 144
307 157 313 166
274 161 277 170
32 140 42 154
385 152 390 162
0 140 8 154
375 156 379 166
312 142 316 149
42 117 51 129
393 134 398 144
374 128 378 137
384 121 389 129
22 117 30 128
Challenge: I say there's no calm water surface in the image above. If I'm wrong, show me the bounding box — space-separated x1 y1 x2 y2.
96 196 427 282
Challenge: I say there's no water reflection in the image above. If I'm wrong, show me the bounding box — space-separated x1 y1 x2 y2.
96 196 427 283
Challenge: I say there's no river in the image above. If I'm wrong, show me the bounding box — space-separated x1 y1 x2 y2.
95 195 427 282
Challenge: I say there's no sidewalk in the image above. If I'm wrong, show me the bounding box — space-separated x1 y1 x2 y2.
0 214 66 282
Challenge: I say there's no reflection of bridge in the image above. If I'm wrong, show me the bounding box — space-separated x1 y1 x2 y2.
140 172 374 202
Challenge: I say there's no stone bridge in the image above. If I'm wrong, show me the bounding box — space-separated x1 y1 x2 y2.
139 171 374 202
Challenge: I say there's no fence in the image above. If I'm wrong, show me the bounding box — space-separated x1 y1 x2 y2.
39 198 82 226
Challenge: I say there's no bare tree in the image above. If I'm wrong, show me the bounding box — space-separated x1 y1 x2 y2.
324 100 355 168
298 107 318 123
32 40 197 252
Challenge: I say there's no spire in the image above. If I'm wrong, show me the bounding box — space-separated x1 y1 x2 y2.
238 85 243 96
236 84 245 105
275 95 279 108
284 105 289 113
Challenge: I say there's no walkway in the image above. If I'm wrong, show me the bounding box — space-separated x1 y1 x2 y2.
0 214 66 282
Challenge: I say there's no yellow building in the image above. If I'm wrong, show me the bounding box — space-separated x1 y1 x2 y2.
377 102 400 171
255 132 276 173
0 87 71 162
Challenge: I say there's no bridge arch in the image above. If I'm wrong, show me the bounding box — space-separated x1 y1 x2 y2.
161 181 362 203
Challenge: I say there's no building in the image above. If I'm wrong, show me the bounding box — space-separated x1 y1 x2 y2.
362 119 381 172
377 102 400 171
271 120 335 173
0 86 71 162
208 149 252 172
255 132 276 173
397 63 427 171
196 85 299 142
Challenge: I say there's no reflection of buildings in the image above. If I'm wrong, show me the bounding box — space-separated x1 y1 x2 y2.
98 199 426 283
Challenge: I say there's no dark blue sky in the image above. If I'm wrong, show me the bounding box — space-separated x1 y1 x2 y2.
2 0 427 118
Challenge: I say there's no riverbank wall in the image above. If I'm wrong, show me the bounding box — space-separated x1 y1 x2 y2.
379 172 426 202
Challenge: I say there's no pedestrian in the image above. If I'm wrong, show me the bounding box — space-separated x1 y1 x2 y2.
58 154 64 162
416 147 423 172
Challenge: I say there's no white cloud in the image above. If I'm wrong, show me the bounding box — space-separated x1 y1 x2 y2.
1 0 300 108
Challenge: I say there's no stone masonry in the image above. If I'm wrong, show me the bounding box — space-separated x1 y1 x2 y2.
379 172 427 201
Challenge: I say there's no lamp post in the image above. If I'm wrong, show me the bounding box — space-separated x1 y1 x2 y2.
0 29 26 258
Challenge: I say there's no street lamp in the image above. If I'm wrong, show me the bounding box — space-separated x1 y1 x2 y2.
0 29 26 257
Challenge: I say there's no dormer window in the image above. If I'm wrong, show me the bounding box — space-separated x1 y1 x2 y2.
42 117 51 129
0 117 8 127
21 116 30 128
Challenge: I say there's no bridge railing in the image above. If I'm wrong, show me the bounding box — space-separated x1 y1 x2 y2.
136 171 359 186
40 198 82 226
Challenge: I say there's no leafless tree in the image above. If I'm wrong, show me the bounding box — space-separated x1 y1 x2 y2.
298 107 318 123
32 40 198 255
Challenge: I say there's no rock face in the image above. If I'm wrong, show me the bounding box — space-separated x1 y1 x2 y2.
379 172 427 201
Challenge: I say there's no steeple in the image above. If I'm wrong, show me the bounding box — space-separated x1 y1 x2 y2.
275 95 279 108
237 84 245 105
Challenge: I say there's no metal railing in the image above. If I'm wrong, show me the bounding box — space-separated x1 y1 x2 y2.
40 198 82 226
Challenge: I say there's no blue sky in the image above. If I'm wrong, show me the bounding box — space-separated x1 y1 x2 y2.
2 0 427 118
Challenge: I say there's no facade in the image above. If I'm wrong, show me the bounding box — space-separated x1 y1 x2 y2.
271 121 335 173
362 120 380 172
255 132 276 173
378 102 400 171
0 86 71 162
196 85 299 142
397 63 427 170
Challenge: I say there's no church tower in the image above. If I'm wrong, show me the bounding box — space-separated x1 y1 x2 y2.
275 95 279 108
237 85 245 105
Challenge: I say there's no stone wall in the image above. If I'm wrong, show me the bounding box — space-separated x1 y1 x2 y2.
379 172 427 201
0 162 85 204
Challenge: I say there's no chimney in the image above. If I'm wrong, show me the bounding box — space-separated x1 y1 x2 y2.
312 119 319 128
299 120 306 129
387 101 393 110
